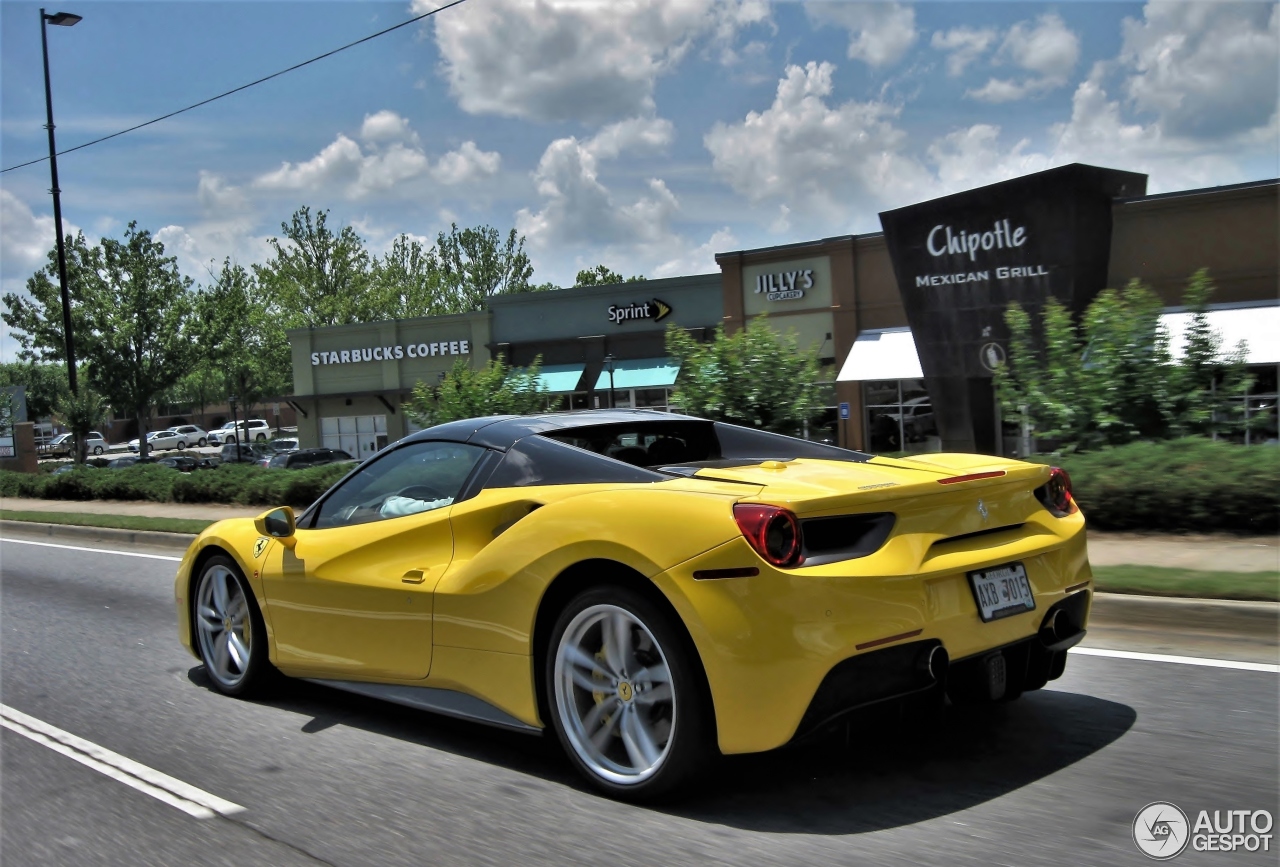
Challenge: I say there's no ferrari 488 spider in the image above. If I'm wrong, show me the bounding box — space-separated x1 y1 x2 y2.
176 411 1092 799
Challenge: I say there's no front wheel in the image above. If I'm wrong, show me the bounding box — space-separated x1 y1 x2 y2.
255 433 267 442
92 446 103 455
193 555 273 696
546 586 711 801
198 438 207 447
176 441 187 450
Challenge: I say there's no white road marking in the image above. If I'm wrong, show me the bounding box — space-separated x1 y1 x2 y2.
0 537 182 562
1072 646 1279 673
0 704 243 819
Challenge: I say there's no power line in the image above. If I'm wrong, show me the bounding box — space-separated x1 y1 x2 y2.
1 0 471 174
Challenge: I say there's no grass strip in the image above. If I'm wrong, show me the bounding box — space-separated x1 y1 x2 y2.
1092 565 1279 603
0 509 211 536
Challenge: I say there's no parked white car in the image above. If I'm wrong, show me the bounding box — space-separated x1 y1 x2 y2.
128 429 190 452
45 431 108 457
169 424 209 447
208 419 273 444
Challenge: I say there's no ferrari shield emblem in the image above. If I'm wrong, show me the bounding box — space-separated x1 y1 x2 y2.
254 537 270 559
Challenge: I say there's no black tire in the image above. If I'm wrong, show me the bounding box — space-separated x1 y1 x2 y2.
544 585 712 801
192 555 275 697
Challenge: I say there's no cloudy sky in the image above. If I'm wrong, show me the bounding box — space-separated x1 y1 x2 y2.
1 0 1276 361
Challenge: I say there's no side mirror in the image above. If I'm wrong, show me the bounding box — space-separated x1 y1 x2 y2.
254 506 296 539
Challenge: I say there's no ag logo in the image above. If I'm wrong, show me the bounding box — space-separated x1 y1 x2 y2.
253 537 270 559
1133 801 1190 860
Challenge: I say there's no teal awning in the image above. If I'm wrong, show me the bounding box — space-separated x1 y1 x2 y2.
594 357 680 390
534 363 586 393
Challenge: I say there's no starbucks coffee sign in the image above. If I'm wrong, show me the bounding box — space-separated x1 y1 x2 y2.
311 340 471 365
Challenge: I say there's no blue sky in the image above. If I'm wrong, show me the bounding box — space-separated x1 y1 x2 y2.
2 1 1277 361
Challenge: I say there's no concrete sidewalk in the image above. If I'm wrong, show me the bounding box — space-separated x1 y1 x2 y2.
2 495 1277 573
1 496 260 522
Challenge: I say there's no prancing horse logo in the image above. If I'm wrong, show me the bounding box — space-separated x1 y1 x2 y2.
976 499 989 521
254 537 269 558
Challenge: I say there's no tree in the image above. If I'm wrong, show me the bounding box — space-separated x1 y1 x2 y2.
2 231 103 366
1172 269 1250 438
405 357 548 427
0 362 70 421
194 259 291 416
255 206 374 327
665 317 822 434
574 265 645 287
80 222 195 457
432 223 535 313
371 234 444 319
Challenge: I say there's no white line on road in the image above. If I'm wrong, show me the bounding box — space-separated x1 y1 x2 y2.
0 537 182 561
1072 646 1279 673
0 704 243 820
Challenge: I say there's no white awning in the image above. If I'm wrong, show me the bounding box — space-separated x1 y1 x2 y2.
1162 305 1280 365
837 328 924 382
836 304 1278 383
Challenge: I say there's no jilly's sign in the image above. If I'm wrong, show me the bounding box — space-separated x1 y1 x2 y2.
753 269 813 301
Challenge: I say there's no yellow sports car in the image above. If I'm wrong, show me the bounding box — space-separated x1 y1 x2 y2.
175 410 1091 799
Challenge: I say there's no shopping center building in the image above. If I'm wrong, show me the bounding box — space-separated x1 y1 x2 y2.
286 164 1279 455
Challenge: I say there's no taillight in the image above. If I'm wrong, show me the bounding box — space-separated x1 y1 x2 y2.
733 504 803 567
1038 466 1077 517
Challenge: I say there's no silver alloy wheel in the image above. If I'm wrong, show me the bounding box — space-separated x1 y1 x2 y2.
554 604 676 785
93 446 103 455
194 564 253 689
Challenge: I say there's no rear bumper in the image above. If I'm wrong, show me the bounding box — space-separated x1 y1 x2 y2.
653 514 1091 754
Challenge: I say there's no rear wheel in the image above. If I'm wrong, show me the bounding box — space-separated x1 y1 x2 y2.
193 555 273 696
546 586 711 801
92 446 103 455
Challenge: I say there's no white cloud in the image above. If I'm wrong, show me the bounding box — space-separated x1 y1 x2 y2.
249 112 498 199
806 2 918 68
651 226 737 278
967 13 1080 103
703 61 930 226
0 189 78 277
431 141 501 185
197 171 249 214
360 109 420 145
1119 1 1279 139
255 134 366 193
930 26 998 77
516 118 681 249
412 0 768 122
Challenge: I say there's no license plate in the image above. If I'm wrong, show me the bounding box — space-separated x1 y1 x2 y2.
968 562 1036 622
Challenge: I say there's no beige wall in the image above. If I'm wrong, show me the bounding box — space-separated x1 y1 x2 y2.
1109 184 1279 305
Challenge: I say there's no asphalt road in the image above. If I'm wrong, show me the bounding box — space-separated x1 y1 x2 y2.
2 533 1276 867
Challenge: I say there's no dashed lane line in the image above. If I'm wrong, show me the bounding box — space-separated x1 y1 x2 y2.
0 704 244 819
0 537 182 561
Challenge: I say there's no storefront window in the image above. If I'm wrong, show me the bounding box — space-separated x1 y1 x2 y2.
591 388 673 411
322 414 387 458
863 379 938 454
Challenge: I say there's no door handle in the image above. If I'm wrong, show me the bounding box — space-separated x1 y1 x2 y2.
401 570 426 584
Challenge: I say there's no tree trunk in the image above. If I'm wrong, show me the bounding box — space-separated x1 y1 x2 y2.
137 411 149 458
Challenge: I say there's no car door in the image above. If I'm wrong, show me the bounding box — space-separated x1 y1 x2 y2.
257 440 488 680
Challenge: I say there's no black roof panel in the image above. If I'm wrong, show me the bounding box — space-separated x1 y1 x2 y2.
403 410 699 451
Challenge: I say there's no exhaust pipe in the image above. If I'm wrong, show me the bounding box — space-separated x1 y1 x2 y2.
917 644 949 684
1039 608 1085 651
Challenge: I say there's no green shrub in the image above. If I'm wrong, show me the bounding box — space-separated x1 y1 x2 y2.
171 462 351 507
1 461 350 508
1042 438 1280 534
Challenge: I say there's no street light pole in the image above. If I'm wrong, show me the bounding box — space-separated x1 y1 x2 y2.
40 9 82 399
603 354 616 410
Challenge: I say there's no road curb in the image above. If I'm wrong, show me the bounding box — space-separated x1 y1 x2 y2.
1092 592 1278 641
0 520 195 552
